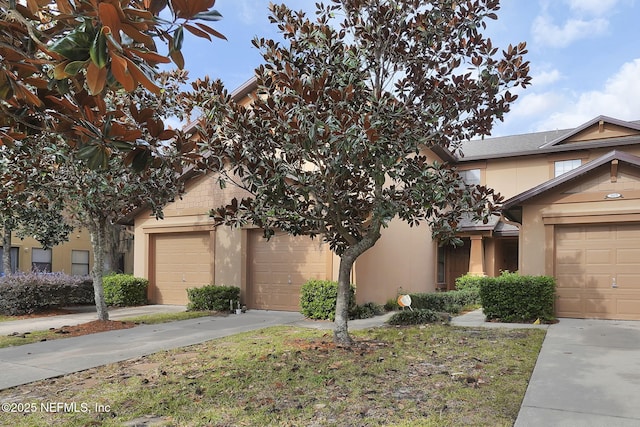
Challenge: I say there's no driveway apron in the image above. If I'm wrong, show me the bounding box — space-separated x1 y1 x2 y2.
515 318 640 426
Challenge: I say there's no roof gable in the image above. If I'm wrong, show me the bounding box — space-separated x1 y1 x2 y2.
539 115 640 148
502 150 640 222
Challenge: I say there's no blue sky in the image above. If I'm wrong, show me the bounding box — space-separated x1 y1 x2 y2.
175 0 640 137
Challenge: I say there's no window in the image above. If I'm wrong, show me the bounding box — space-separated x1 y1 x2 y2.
0 247 19 275
460 169 481 185
437 245 446 284
32 248 52 273
71 250 90 276
554 159 581 177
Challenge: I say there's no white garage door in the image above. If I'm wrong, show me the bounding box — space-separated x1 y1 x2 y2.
151 232 213 305
247 230 328 311
555 223 640 320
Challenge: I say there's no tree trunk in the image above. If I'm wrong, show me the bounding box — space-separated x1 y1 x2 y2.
333 230 382 346
90 219 109 321
2 224 11 276
334 253 356 346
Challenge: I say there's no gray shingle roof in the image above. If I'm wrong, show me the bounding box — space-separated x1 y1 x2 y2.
456 116 640 162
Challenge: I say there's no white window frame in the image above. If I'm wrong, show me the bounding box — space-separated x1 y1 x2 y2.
554 159 581 177
32 248 52 273
71 250 90 276
460 169 481 186
0 246 19 275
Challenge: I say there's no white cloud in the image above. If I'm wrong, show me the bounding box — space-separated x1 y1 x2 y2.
532 14 608 48
532 69 562 87
567 0 620 15
538 58 640 130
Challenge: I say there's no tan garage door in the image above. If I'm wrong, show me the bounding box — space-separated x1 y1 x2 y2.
555 223 640 320
151 232 213 304
247 230 328 311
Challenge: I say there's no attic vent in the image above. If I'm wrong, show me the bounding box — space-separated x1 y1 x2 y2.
599 120 605 133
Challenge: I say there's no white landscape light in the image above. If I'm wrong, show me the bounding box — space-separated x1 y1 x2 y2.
605 192 623 199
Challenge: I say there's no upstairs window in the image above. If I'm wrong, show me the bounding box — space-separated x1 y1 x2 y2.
554 159 581 177
460 169 481 186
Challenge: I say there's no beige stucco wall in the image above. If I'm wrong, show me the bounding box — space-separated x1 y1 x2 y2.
354 219 436 304
485 157 552 199
2 227 94 275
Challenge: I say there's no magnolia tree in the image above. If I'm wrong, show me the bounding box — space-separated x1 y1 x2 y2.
1 1 223 316
0 137 73 275
186 0 531 345
57 71 189 321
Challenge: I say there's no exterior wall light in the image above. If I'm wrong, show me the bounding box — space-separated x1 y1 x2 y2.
605 192 623 199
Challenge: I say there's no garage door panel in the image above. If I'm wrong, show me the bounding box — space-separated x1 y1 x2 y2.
555 294 583 317
585 249 612 265
617 248 640 264
152 232 213 305
555 224 640 320
248 231 327 311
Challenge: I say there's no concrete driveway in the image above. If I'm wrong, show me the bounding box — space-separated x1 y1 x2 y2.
515 318 640 426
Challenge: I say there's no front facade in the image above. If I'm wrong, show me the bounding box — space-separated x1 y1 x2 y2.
446 116 640 320
131 83 640 320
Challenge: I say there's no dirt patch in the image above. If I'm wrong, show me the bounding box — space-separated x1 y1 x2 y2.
7 308 76 320
49 320 136 337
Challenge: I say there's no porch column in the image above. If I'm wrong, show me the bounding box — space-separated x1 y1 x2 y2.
468 235 486 276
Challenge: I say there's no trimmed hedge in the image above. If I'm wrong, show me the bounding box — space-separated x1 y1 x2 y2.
300 279 356 321
103 274 148 306
0 272 94 315
480 272 555 322
455 273 484 292
410 289 481 314
351 302 385 319
187 285 240 311
388 309 449 325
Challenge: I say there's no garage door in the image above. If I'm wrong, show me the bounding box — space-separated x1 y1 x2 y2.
555 224 640 320
247 230 327 311
151 232 213 304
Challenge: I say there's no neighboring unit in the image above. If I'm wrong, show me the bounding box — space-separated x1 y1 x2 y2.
0 228 94 276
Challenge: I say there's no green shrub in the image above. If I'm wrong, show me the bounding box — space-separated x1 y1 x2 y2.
186 285 240 311
384 298 399 311
300 279 356 321
388 309 449 325
409 289 481 314
480 272 555 322
351 302 385 319
103 274 148 306
455 273 485 292
0 272 94 315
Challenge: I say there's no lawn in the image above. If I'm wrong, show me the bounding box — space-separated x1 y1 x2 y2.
0 324 545 426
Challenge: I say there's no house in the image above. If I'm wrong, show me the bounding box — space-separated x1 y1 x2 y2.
0 226 134 277
0 228 94 276
131 79 640 319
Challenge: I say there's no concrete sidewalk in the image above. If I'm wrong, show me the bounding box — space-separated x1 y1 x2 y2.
515 318 640 426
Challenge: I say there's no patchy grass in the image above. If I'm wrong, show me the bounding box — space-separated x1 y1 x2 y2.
120 310 216 324
0 325 545 426
0 311 214 349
